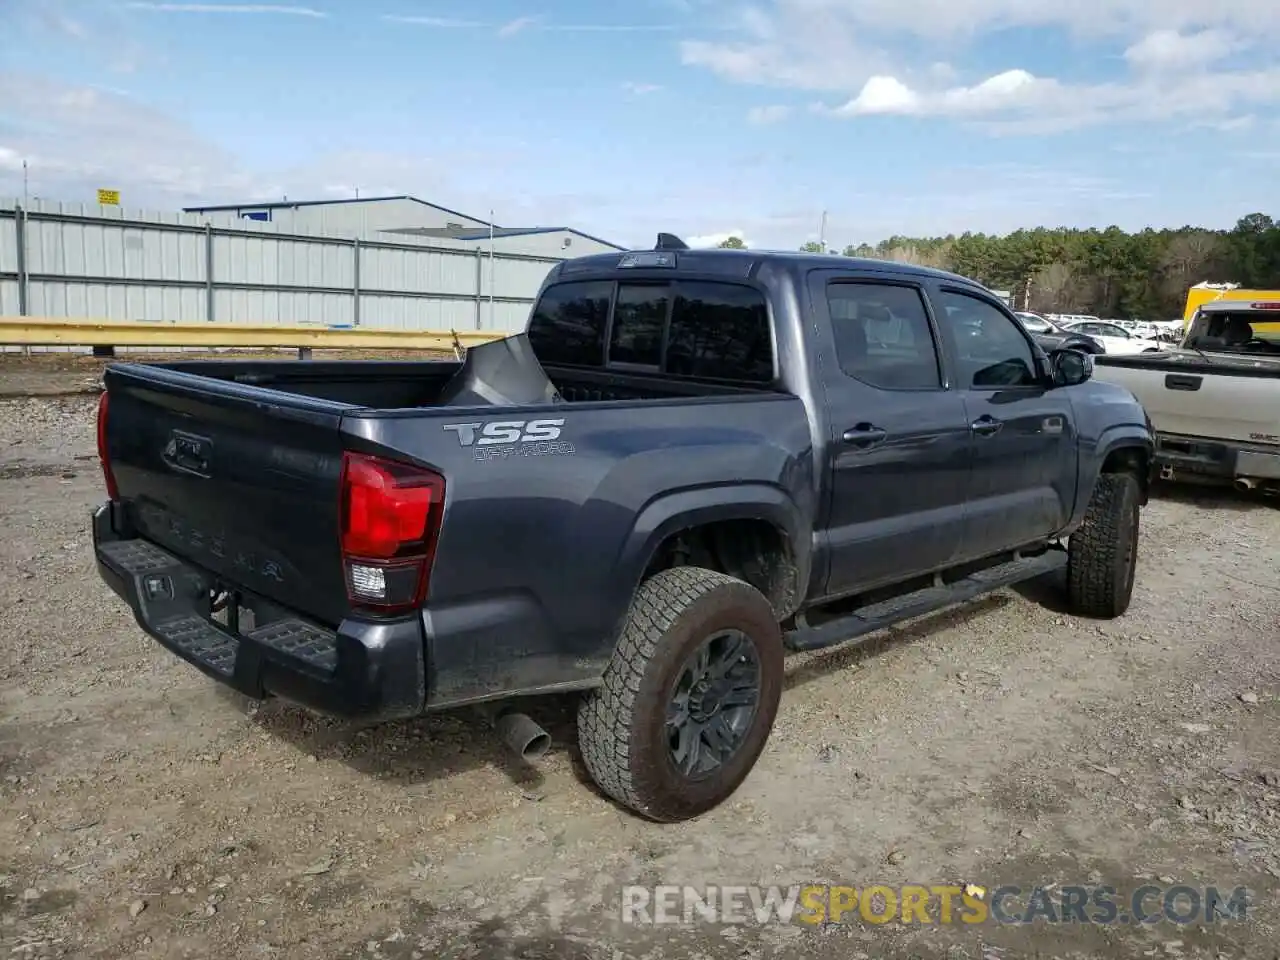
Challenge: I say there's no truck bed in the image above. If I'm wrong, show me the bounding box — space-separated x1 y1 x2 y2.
96 355 809 713
156 358 773 407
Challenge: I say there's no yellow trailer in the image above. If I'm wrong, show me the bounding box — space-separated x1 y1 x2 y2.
1184 284 1280 334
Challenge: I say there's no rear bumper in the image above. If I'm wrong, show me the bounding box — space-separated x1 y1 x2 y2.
1154 432 1280 483
93 502 426 722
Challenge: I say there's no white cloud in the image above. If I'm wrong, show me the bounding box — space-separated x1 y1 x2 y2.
682 2 1280 132
622 81 663 95
842 76 922 115
681 4 893 92
8 0 153 73
498 16 538 37
1206 114 1256 131
542 23 676 32
687 230 752 248
0 147 27 174
747 105 791 124
393 16 676 33
692 0 1280 46
0 67 1266 253
1123 28 1239 71
2 73 775 247
0 74 249 197
938 69 1041 114
826 62 1280 131
43 11 87 38
382 15 485 28
126 2 327 15
0 73 542 211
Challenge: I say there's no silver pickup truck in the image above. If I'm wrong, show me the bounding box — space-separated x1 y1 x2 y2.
1090 300 1280 494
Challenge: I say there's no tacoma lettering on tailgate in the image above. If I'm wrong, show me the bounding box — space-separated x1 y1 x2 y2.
135 503 293 585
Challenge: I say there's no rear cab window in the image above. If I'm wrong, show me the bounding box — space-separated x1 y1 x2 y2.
523 281 611 367
1186 310 1280 352
527 278 776 384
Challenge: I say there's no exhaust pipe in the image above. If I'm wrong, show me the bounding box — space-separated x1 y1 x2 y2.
1159 465 1174 481
479 705 551 761
1235 477 1259 493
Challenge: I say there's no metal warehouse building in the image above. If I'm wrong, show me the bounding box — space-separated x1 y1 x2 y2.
2 193 624 333
182 195 624 259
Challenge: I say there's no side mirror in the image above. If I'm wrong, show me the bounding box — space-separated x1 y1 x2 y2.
1050 348 1093 387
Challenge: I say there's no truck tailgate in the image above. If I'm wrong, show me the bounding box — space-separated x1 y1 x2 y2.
1094 356 1280 447
102 364 354 626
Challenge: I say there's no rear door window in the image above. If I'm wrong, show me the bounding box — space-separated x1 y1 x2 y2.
827 282 942 389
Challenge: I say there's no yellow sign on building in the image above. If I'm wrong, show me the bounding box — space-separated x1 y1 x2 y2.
96 189 120 206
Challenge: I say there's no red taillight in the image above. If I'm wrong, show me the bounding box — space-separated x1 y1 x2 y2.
339 452 445 615
1249 302 1280 310
96 391 119 500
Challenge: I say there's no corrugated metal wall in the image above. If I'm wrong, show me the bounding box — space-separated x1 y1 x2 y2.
0 198 562 335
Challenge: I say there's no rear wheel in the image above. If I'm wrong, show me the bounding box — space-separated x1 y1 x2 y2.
576 566 783 822
1066 472 1141 618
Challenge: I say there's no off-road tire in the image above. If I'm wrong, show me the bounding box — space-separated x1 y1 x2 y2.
1066 472 1141 618
577 566 784 822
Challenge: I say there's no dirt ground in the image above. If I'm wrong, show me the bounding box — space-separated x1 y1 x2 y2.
2 362 1279 960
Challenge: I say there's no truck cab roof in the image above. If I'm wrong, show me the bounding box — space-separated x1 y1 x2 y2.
550 241 987 291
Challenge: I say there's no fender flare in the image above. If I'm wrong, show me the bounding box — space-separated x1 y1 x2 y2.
1096 424 1155 479
1069 424 1154 530
610 482 811 623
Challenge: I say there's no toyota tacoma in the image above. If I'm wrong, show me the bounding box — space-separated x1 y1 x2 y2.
92 237 1155 822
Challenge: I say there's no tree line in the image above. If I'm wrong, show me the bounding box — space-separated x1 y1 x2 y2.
717 214 1280 320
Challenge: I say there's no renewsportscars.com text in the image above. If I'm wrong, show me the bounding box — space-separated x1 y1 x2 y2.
620 883 1249 927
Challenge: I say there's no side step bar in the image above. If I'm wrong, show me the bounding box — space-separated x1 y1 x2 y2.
784 548 1067 653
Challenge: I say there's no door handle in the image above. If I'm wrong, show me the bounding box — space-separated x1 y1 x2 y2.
1165 374 1202 391
842 423 888 448
971 415 1003 437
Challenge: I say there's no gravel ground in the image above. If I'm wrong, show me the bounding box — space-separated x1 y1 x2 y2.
1 383 1279 960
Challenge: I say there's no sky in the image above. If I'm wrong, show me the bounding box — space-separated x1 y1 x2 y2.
1 0 1278 250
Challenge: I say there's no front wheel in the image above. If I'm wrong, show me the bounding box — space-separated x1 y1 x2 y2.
577 566 784 822
1066 472 1141 618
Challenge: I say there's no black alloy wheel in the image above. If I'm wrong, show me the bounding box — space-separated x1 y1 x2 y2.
666 628 761 779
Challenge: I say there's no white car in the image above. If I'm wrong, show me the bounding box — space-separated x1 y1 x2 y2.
1124 321 1163 340
1014 311 1053 334
1061 320 1163 355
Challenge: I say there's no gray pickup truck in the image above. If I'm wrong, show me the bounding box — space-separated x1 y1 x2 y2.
92 237 1155 822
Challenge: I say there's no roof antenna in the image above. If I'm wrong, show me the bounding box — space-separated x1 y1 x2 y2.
655 232 689 251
